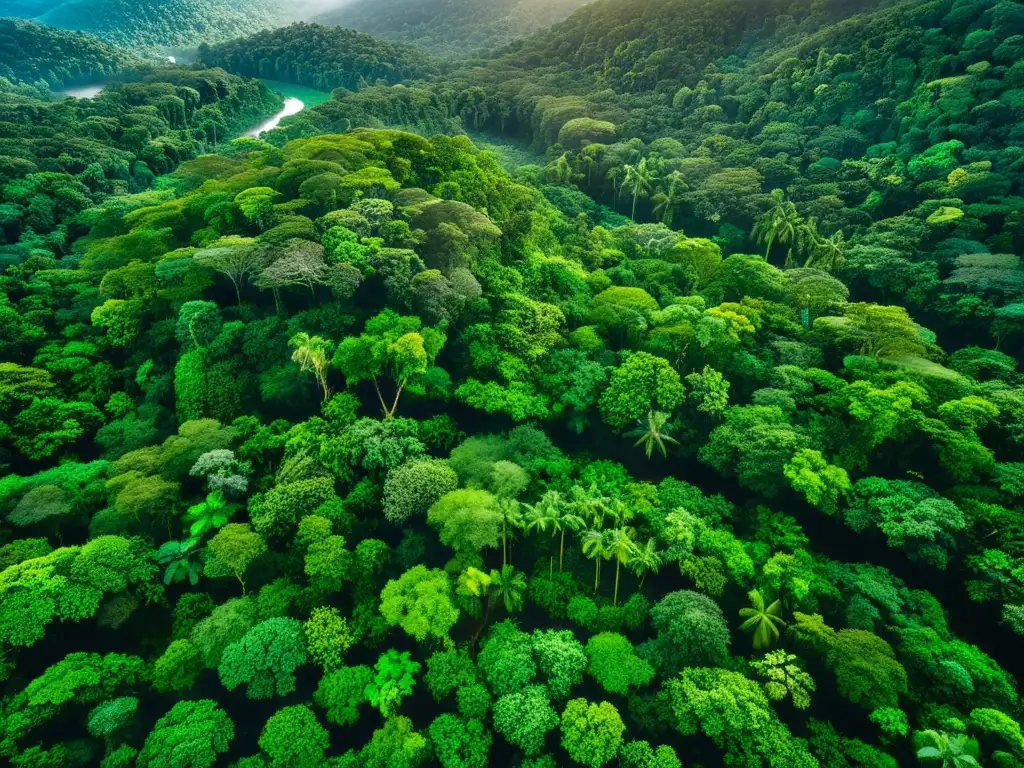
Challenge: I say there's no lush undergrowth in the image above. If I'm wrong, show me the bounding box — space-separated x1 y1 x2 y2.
1 1 1024 767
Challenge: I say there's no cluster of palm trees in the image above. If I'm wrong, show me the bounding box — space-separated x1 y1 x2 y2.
547 153 686 227
547 153 848 271
613 159 685 226
524 485 664 606
507 483 798 653
751 189 846 270
734 587 978 767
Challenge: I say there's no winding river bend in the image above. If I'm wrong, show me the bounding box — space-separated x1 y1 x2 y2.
243 80 332 137
245 97 305 137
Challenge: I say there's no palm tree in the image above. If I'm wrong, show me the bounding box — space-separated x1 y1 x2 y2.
461 566 492 620
738 589 787 650
607 165 626 204
752 189 802 263
547 153 578 185
499 500 526 568
605 526 638 606
526 493 560 574
603 497 634 529
915 730 981 767
553 503 585 573
627 410 680 459
650 171 686 227
807 229 846 270
788 216 819 269
289 332 333 402
568 484 611 530
526 491 584 573
630 536 664 589
582 529 607 596
623 158 656 221
489 564 527 614
580 153 597 188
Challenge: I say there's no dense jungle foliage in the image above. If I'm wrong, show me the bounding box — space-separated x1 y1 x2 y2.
313 0 595 55
2 0 293 51
0 45 282 260
0 19 137 88
196 24 437 93
2 0 1024 766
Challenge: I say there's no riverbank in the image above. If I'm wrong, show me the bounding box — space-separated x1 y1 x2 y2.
243 79 332 136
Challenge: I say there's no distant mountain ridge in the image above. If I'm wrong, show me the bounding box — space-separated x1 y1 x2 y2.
314 0 595 54
2 0 293 51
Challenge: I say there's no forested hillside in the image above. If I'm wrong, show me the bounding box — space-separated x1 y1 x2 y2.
276 0 1024 351
0 19 138 88
3 0 292 51
0 21 283 261
314 0 594 54
2 1 1024 767
196 23 437 93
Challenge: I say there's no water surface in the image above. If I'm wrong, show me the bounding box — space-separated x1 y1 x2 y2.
245 97 305 137
243 81 332 137
60 84 104 98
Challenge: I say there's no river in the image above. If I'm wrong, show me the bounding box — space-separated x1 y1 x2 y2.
242 80 332 137
59 84 105 99
245 97 305 137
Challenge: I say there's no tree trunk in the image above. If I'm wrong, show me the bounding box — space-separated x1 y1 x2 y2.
593 557 600 595
318 371 330 403
372 377 389 418
614 558 621 606
559 529 566 571
471 595 491 656
388 380 405 419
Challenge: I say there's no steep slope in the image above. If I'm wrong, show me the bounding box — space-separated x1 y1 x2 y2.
314 0 594 54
